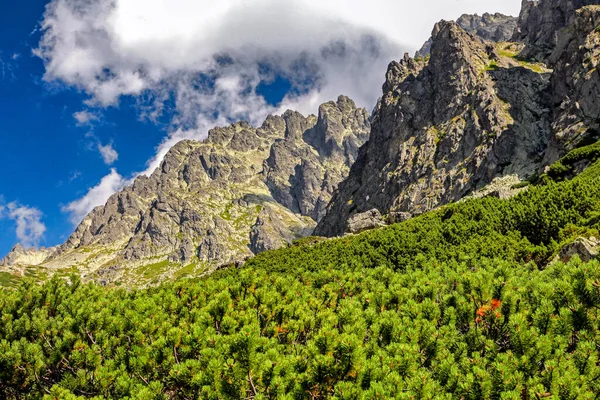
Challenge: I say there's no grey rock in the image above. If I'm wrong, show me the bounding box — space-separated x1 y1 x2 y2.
249 206 307 254
544 5 600 162
347 209 385 234
416 13 517 58
388 212 413 224
513 0 600 62
316 20 552 237
559 237 599 262
0 244 57 268
317 0 600 238
263 96 370 221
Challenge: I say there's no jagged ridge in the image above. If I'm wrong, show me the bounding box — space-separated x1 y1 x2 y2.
416 12 517 58
1 96 369 285
316 0 600 237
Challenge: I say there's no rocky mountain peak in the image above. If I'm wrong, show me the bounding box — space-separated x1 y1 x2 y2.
316 0 600 238
416 13 517 58
10 243 25 253
4 97 369 285
514 0 600 61
315 3 561 237
0 244 57 270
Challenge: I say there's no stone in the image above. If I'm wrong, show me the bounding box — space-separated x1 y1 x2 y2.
316 0 600 238
347 209 386 234
388 212 413 224
544 5 600 162
316 19 552 237
513 0 600 62
0 244 56 269
559 237 599 263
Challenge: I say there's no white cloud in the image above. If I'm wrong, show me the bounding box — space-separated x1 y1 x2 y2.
68 170 82 182
73 110 99 126
37 0 522 225
97 142 119 165
36 0 520 114
0 202 47 248
62 169 130 224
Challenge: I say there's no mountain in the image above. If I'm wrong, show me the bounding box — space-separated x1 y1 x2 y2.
415 12 517 58
3 0 600 284
0 244 56 270
5 0 600 397
0 96 369 285
513 0 600 61
315 0 600 237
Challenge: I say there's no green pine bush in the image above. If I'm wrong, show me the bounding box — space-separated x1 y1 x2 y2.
2 158 600 399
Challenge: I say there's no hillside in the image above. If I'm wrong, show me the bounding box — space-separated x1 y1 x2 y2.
2 144 600 398
3 0 600 397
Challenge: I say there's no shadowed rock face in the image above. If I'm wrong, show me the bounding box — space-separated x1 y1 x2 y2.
316 0 600 238
545 5 600 161
3 96 368 284
416 13 517 58
513 0 600 61
316 20 552 237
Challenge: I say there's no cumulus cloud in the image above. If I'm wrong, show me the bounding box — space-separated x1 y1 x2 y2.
0 202 46 248
62 169 129 224
37 0 521 225
97 142 119 165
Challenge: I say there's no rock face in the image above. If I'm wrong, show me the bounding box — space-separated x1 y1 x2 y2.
3 96 368 285
416 13 517 58
0 244 56 271
317 0 600 237
316 18 553 236
513 0 600 61
545 5 600 161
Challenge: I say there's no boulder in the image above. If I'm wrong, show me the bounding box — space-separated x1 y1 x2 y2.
347 209 386 234
559 237 599 263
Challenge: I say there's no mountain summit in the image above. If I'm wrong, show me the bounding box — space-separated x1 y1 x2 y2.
316 0 600 236
1 96 369 285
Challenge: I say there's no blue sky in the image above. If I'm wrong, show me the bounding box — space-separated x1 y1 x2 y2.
0 0 169 255
0 0 521 257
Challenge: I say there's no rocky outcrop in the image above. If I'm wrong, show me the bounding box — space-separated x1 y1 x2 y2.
513 0 600 61
544 5 600 161
416 13 517 58
554 237 600 263
316 20 553 236
564 237 599 262
0 244 56 270
347 209 385 234
6 96 368 285
316 0 600 237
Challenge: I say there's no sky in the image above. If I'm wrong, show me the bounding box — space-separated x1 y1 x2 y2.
0 0 522 257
